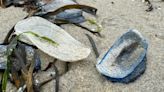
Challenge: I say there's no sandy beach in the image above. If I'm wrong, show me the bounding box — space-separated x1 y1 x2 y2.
0 0 164 92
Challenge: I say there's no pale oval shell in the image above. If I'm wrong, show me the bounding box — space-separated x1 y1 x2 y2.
14 17 91 62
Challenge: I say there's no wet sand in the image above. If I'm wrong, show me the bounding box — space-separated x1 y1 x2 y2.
0 0 164 92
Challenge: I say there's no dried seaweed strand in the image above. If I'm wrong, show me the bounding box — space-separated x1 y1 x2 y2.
15 43 34 92
40 60 59 92
44 4 97 16
3 26 15 44
145 0 153 12
0 0 5 8
3 15 30 44
53 19 102 37
86 34 99 58
53 59 59 92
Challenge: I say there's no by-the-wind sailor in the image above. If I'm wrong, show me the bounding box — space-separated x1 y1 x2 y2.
96 29 148 83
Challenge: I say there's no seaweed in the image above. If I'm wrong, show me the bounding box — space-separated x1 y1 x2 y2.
1 30 59 92
43 4 97 16
144 0 153 12
2 36 18 92
22 31 59 46
86 34 99 58
87 19 103 33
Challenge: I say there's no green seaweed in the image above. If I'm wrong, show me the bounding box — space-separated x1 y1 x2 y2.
2 36 18 92
87 19 103 32
22 31 59 46
2 70 8 92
